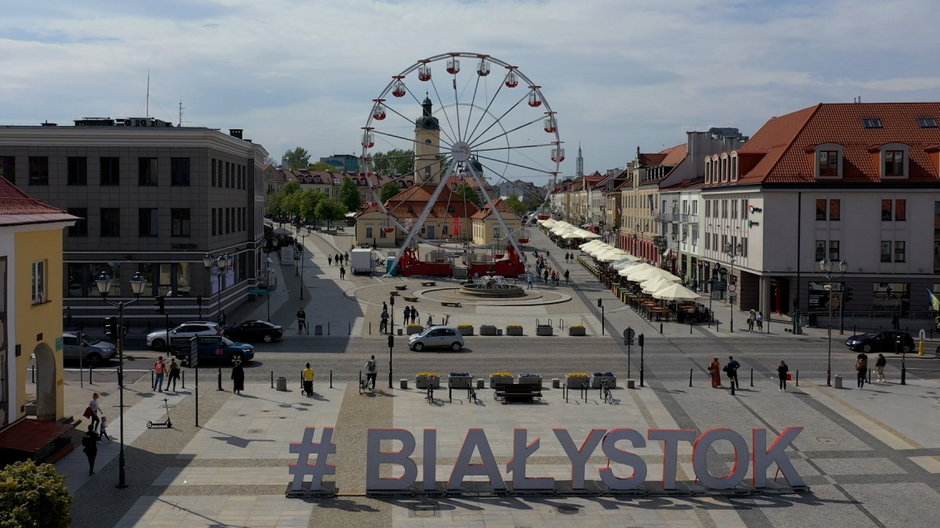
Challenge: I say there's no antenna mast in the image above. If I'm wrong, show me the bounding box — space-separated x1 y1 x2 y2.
178 100 184 127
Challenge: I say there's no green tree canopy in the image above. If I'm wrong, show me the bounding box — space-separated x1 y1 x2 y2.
504 194 528 217
316 198 347 228
297 189 327 224
0 460 71 528
339 177 362 212
309 161 336 171
282 147 311 169
380 181 402 202
453 181 483 207
282 179 301 195
373 149 414 176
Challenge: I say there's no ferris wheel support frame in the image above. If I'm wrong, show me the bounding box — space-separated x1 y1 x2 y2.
386 168 456 275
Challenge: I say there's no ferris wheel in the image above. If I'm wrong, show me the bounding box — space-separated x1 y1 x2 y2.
360 52 563 252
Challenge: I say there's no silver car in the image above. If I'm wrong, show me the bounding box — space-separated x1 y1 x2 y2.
409 325 464 352
146 321 222 350
63 332 117 366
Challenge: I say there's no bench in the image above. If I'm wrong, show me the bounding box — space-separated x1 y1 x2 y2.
403 296 419 303
421 281 436 287
494 383 542 404
395 285 408 291
390 291 400 297
441 301 462 308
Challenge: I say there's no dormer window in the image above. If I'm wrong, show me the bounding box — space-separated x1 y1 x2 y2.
877 143 910 178
813 144 844 179
862 118 883 129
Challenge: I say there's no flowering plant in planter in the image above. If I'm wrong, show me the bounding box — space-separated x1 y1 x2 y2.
407 324 424 335
416 371 440 389
591 371 617 389
506 324 524 336
457 324 474 336
569 324 586 336
448 372 472 388
489 371 513 388
517 372 542 386
566 372 590 389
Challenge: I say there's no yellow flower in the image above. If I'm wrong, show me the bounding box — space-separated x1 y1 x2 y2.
507 324 522 329
417 372 439 377
567 372 589 378
458 324 473 328
570 324 585 329
491 371 513 377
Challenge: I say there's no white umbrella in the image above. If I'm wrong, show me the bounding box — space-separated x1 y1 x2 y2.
652 282 702 301
597 250 629 263
620 262 654 277
630 267 682 283
579 240 603 251
642 276 675 294
611 257 639 270
578 231 602 239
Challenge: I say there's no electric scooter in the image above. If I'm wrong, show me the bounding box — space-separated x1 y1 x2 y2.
147 398 173 429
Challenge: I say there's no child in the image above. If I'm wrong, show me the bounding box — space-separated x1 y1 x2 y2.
98 415 111 441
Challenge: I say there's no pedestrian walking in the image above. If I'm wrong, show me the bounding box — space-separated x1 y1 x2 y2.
724 356 741 389
153 356 166 392
564 269 570 285
526 272 534 289
543 269 549 283
855 353 868 388
777 360 789 391
365 355 378 390
708 358 722 388
344 252 349 263
427 314 433 327
85 392 101 432
747 309 755 332
336 253 341 266
328 255 332 266
756 311 764 332
297 308 308 334
82 424 99 475
410 306 418 324
380 311 389 334
403 306 411 325
166 358 181 392
875 353 887 382
98 415 111 441
339 265 346 279
231 360 245 394
302 362 315 396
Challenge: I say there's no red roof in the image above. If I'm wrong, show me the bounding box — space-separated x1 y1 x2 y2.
0 177 76 227
377 185 480 219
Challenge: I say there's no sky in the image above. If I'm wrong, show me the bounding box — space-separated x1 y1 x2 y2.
2 0 939 187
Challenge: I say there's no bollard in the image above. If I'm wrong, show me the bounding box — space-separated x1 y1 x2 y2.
151 370 155 387
217 367 224 391
716 321 721 333
730 380 736 396
689 368 693 387
328 321 331 335
88 366 93 385
690 321 693 334
750 368 754 387
182 370 186 389
564 384 568 403
348 322 351 335
31 365 35 384
271 370 274 389
795 370 799 387
369 321 372 335
330 370 333 389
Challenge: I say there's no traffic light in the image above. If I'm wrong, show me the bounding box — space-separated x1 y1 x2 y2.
155 295 166 314
104 316 118 338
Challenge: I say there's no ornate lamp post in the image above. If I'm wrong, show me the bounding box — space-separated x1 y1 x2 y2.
819 258 848 386
203 252 232 323
723 242 743 332
95 270 147 488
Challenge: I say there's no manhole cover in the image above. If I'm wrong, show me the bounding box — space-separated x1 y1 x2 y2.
556 505 580 515
818 437 836 445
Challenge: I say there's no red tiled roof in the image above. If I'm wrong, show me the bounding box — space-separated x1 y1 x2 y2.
0 177 67 216
381 185 480 219
660 144 688 166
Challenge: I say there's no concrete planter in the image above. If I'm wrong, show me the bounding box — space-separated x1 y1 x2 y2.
506 325 524 336
490 375 513 388
416 375 440 389
591 374 617 389
457 325 474 336
566 376 590 389
407 325 424 335
536 325 553 336
517 375 542 387
480 325 498 336
568 326 586 336
448 375 472 389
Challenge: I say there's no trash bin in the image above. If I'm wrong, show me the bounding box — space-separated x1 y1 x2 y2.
276 376 287 391
314 324 323 336
833 375 843 389
807 313 818 327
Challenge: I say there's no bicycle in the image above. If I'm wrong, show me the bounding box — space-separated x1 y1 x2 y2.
600 379 614 404
359 372 376 395
298 319 308 335
425 384 435 404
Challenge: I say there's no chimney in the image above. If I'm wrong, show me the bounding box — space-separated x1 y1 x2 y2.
229 129 243 139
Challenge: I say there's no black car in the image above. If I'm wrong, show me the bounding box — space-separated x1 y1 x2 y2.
845 331 914 354
223 320 283 343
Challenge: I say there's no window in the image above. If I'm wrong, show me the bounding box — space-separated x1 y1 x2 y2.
67 208 88 237
493 227 501 239
100 157 120 185
139 208 158 237
171 208 191 237
138 157 158 185
366 227 373 239
884 150 905 176
828 240 840 261
829 199 840 221
882 200 892 221
895 199 906 221
211 208 217 236
67 157 87 185
815 240 826 261
862 118 883 129
705 201 711 218
721 200 727 219
816 199 826 221
32 260 46 304
170 157 190 186
741 199 747 219
818 151 838 177
0 156 14 184
28 156 48 185
880 241 892 262
211 159 217 186
917 117 938 128
100 208 120 237
731 200 738 219
894 241 906 262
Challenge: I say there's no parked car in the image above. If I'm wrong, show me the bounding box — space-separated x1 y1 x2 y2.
223 320 283 343
171 336 255 366
845 331 914 354
408 325 464 352
147 321 223 351
62 332 116 366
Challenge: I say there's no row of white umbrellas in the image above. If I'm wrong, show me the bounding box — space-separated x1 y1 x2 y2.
578 241 701 301
537 219 602 240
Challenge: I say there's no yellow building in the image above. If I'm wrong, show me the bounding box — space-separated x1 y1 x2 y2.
471 199 522 245
0 177 77 425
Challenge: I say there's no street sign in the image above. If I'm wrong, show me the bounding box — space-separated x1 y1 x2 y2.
728 284 737 293
189 338 199 368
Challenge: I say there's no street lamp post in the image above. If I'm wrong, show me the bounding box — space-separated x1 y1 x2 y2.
96 271 147 489
597 298 605 336
203 253 232 324
722 242 743 333
298 233 307 300
819 258 848 386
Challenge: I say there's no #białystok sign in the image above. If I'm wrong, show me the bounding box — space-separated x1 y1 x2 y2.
289 426 805 493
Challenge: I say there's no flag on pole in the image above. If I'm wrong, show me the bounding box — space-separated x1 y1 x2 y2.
928 289 940 311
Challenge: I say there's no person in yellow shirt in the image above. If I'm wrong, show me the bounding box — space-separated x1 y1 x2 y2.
302 363 315 396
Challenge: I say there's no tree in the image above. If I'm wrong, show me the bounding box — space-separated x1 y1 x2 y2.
309 161 336 172
453 181 483 207
282 147 311 169
380 181 402 202
298 189 327 225
316 198 347 229
504 194 528 217
372 149 414 176
0 460 71 528
339 177 362 212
